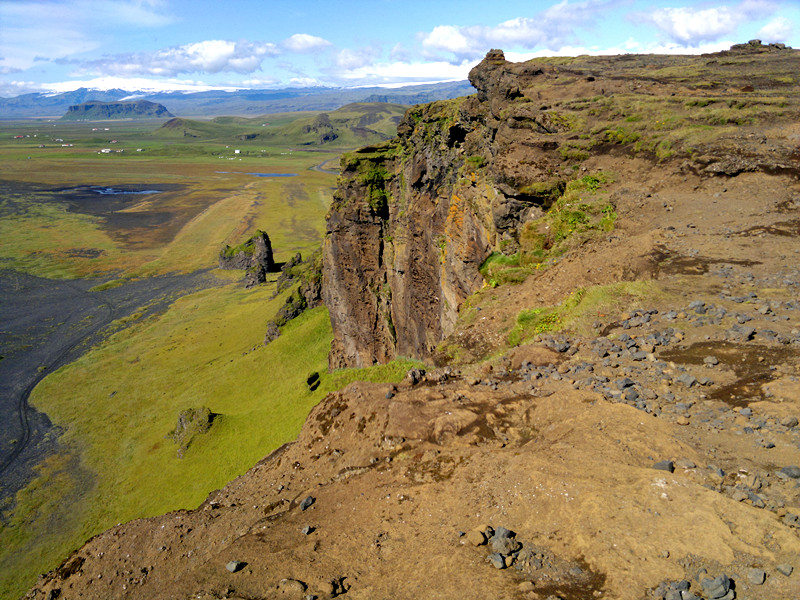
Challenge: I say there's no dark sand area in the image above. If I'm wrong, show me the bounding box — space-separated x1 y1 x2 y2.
0 268 218 502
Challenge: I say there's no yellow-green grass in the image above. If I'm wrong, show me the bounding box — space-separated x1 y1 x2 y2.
508 280 660 346
0 201 124 279
0 147 336 278
1 277 421 598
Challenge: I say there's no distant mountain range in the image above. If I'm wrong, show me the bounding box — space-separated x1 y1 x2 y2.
0 81 474 119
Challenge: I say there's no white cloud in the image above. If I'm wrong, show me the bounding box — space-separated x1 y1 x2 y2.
281 34 332 53
78 40 280 77
330 58 474 86
642 0 780 44
334 48 376 70
419 0 618 60
758 17 793 42
647 6 740 43
0 0 174 71
422 25 474 55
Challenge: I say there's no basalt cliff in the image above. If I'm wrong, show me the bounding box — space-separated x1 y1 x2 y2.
25 44 800 600
324 44 800 369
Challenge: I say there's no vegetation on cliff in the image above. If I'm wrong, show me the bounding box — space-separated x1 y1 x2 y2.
324 42 800 369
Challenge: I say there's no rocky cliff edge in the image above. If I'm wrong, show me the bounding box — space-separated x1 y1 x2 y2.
324 44 800 369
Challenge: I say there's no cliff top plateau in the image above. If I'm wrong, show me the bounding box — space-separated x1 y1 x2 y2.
26 43 800 600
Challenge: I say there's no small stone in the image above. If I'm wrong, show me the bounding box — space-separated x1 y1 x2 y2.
466 529 486 546
518 581 535 592
654 460 675 473
493 526 514 539
776 564 793 576
731 489 748 502
301 525 314 535
676 459 696 469
489 529 520 555
781 415 799 428
703 356 719 366
779 465 800 479
279 578 308 594
701 574 730 599
676 415 690 426
226 560 246 573
487 552 506 569
615 377 636 389
746 568 766 585
299 496 315 510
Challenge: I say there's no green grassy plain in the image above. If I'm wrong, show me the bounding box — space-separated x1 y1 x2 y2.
0 110 418 598
0 116 341 278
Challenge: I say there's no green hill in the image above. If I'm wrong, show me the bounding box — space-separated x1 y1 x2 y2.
247 102 407 146
150 103 408 147
151 116 245 139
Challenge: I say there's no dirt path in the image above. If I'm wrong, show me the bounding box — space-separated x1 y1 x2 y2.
0 269 218 501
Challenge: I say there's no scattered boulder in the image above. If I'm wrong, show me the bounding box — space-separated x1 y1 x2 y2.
225 560 246 573
653 460 675 473
465 529 486 546
746 567 765 585
700 574 733 599
486 552 506 569
779 465 800 479
278 578 307 594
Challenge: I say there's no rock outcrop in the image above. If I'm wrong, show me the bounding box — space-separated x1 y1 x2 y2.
264 251 323 343
219 230 275 287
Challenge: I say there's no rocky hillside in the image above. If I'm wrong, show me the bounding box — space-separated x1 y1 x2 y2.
25 44 800 600
324 43 799 370
61 100 174 120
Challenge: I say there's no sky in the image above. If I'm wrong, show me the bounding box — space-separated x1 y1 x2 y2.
0 0 798 97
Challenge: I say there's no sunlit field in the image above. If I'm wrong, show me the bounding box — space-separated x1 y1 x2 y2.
0 111 417 598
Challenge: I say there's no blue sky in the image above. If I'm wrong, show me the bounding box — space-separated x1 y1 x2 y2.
0 0 797 96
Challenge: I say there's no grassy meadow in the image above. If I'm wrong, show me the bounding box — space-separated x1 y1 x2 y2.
0 108 417 598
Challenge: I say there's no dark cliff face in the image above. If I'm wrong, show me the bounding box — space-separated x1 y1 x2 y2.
324 49 573 368
324 45 800 369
